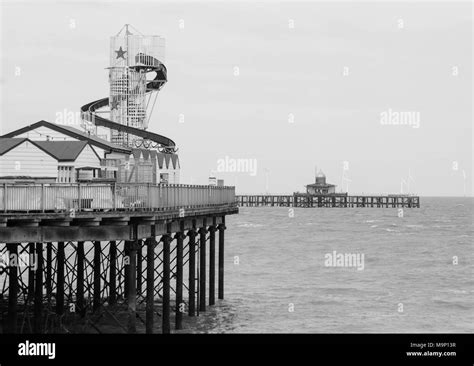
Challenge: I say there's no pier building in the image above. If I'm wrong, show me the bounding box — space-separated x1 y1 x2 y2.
305 170 337 195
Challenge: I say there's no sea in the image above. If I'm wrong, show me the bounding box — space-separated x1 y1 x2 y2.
179 197 473 333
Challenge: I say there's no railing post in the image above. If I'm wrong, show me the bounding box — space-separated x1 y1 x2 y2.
147 183 151 210
112 183 116 211
158 184 162 210
4 183 7 212
78 183 82 212
173 184 177 208
41 184 45 212
177 184 180 208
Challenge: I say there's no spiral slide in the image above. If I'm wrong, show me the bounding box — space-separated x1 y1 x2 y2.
81 53 177 153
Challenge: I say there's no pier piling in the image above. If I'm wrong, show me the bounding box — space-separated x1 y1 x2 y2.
126 240 137 333
109 241 117 306
93 240 101 312
124 242 130 300
162 228 171 334
34 242 43 333
77 241 85 317
175 222 184 330
56 242 64 316
136 239 142 297
187 226 197 317
199 221 207 312
7 243 18 333
209 219 216 306
46 242 52 301
27 242 35 303
218 217 226 300
145 235 155 334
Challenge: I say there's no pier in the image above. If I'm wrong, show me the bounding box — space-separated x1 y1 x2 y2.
0 183 237 334
236 194 420 208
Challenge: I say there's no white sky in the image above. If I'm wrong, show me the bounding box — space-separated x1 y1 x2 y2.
0 0 472 196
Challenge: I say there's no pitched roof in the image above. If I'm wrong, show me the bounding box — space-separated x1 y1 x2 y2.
1 120 131 154
0 138 27 155
0 138 99 162
33 140 90 162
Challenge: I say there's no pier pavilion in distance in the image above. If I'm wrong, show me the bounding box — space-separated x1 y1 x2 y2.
304 170 338 195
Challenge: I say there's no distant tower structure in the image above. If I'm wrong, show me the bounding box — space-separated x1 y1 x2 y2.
109 24 166 147
306 169 337 195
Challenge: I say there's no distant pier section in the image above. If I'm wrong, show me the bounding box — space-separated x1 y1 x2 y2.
237 170 420 208
236 194 419 208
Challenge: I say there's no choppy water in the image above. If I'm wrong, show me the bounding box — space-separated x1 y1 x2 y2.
180 197 473 333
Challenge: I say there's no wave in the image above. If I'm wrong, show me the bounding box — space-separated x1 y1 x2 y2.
440 289 468 295
237 223 264 228
432 298 473 310
310 299 343 306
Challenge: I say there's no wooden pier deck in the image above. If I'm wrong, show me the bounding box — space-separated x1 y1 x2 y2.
236 194 420 208
0 183 238 334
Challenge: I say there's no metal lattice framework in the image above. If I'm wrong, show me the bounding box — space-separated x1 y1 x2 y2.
0 228 218 334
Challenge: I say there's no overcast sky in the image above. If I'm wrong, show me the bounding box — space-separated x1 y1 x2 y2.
0 0 472 196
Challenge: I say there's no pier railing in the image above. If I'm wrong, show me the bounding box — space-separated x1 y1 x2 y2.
0 183 236 212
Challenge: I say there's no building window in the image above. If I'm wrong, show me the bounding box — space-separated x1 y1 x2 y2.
58 166 74 183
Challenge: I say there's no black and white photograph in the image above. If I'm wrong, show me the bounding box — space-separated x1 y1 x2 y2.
0 0 472 362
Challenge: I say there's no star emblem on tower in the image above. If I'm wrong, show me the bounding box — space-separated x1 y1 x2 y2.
110 97 120 110
115 46 127 60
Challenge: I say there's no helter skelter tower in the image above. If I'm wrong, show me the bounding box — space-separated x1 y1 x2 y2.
81 24 175 152
109 24 165 146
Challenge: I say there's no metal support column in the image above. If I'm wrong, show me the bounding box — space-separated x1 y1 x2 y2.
199 222 207 312
218 217 226 300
